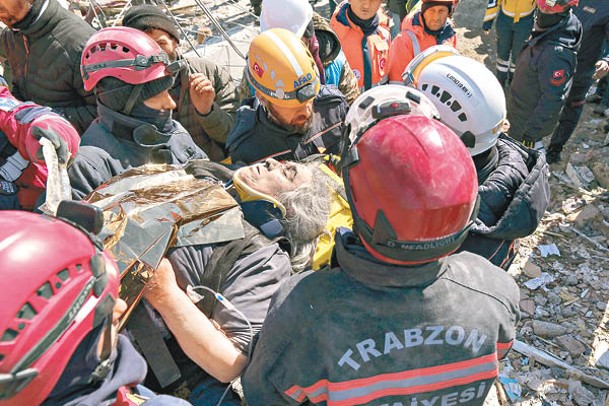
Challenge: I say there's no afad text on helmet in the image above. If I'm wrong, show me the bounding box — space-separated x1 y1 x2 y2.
337 325 487 371
294 72 313 88
377 382 487 406
445 73 473 99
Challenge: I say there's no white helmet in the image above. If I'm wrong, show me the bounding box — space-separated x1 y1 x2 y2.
406 49 506 156
260 0 313 38
402 44 460 86
345 84 440 145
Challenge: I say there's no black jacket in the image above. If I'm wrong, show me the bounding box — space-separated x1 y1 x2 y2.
227 85 348 164
508 12 582 142
243 228 520 405
0 0 97 134
458 135 550 268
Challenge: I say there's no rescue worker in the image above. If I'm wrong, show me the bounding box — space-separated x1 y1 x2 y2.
237 0 360 105
405 48 550 268
386 0 408 37
68 27 207 200
226 28 349 164
507 0 582 149
0 0 97 134
330 0 392 90
114 158 331 405
0 76 79 211
547 0 609 163
122 5 238 162
242 108 520 405
388 0 457 83
483 0 536 87
0 209 190 405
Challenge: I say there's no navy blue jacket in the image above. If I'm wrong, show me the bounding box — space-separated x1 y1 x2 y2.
573 1 609 78
227 85 348 164
68 104 206 199
508 13 582 142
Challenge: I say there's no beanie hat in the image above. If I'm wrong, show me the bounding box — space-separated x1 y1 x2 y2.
96 75 174 113
421 1 453 16
122 5 180 44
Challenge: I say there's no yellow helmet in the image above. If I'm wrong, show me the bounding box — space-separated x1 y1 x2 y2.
247 28 320 108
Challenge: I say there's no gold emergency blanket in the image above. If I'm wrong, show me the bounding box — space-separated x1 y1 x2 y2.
84 164 240 329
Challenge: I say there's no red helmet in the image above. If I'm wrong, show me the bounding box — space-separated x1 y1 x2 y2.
342 115 479 265
536 0 578 13
81 26 175 91
0 211 119 405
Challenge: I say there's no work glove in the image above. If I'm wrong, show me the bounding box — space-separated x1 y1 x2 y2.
185 159 234 183
31 126 70 164
0 151 29 182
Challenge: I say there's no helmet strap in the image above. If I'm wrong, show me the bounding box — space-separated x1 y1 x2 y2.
122 84 144 116
88 315 114 383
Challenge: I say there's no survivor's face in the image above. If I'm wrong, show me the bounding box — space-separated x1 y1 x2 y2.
350 0 383 20
238 158 314 196
143 89 177 111
146 28 179 61
265 98 315 134
0 0 31 27
423 5 450 31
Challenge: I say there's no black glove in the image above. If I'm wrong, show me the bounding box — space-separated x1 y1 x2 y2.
184 159 234 183
31 126 70 165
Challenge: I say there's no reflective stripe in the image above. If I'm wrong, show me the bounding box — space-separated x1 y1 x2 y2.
265 30 304 77
405 30 420 56
496 58 510 72
497 341 513 359
500 8 534 19
484 11 498 21
285 352 498 405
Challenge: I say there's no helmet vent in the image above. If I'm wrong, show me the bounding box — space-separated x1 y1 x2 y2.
1 328 18 342
450 100 462 112
16 303 36 320
37 282 53 299
458 112 468 122
57 269 69 282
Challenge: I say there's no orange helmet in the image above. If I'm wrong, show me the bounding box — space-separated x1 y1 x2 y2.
247 28 320 108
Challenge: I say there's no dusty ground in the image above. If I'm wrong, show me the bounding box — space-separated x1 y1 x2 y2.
453 1 609 405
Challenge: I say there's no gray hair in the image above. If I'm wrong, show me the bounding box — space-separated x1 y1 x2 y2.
277 163 332 273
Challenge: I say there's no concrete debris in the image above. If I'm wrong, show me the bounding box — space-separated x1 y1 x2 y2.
538 244 562 257
533 320 568 338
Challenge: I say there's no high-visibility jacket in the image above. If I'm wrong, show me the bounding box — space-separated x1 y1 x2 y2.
483 0 536 30
389 11 457 83
330 1 392 90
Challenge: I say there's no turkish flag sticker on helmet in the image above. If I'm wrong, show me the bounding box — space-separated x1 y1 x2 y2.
551 69 566 86
253 62 265 78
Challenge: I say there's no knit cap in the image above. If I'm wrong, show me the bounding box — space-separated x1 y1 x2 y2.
122 5 180 43
421 1 453 16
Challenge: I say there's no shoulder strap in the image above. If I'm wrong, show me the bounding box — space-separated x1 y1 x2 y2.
197 221 274 317
405 30 420 56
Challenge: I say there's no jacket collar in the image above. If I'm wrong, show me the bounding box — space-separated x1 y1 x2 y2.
15 0 58 38
530 12 582 50
334 228 448 288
